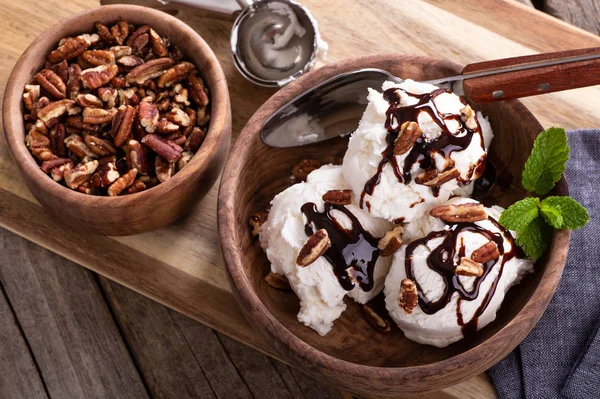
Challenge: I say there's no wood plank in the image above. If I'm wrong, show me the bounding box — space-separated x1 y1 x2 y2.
544 0 600 35
0 229 148 399
0 284 47 399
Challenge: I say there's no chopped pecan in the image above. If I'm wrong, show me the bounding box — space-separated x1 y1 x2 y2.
118 55 144 67
174 88 190 106
126 139 149 175
166 107 191 127
460 105 478 130
90 161 120 189
64 160 98 189
149 28 168 57
296 229 330 267
110 21 130 45
187 75 209 106
155 156 174 182
126 57 174 85
110 45 132 59
264 272 291 290
49 123 67 157
322 189 352 205
176 151 193 171
182 108 196 136
138 101 159 133
415 167 460 187
471 241 500 263
84 135 117 156
184 127 205 152
48 35 91 63
26 130 53 161
37 99 75 127
64 134 97 159
98 87 118 108
157 61 196 88
249 210 269 236
82 107 117 124
125 180 147 194
47 159 73 182
156 98 171 112
50 60 69 83
118 88 139 106
430 203 488 223
111 76 128 88
34 69 66 99
292 159 321 181
126 25 150 47
196 106 210 126
394 121 422 155
76 93 103 108
23 85 41 112
95 22 114 43
80 64 118 89
107 168 137 196
82 49 115 66
455 257 484 277
363 304 391 334
40 157 70 173
398 279 418 314
111 105 136 147
130 32 149 53
378 226 404 257
156 118 180 134
141 134 182 162
66 64 82 100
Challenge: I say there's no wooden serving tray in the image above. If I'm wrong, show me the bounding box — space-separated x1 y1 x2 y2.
1 0 600 397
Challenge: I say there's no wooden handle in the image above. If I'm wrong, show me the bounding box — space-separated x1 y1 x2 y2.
461 47 600 103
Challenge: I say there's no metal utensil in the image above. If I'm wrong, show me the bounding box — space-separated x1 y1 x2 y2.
261 50 600 147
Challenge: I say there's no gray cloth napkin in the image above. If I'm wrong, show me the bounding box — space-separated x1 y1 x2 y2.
488 129 600 398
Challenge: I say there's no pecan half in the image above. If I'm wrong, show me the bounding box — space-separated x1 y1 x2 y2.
156 118 180 134
455 257 484 277
378 226 404 257
149 28 168 57
415 167 460 187
82 50 115 66
166 107 191 127
292 159 321 181
50 60 69 83
126 57 174 85
363 304 391 334
125 180 147 194
34 69 66 99
110 45 132 59
118 55 144 67
296 229 330 267
49 123 67 157
460 105 478 130
26 130 53 161
141 134 182 162
95 22 114 43
249 210 269 236
48 35 91 63
158 62 196 88
471 241 500 263
394 121 422 155
264 272 291 290
322 189 352 205
75 94 101 108
138 101 159 133
126 139 149 175
126 25 150 47
64 160 98 189
111 105 136 147
84 135 117 156
429 203 488 223
67 64 82 100
82 107 117 124
37 99 75 127
155 156 174 182
398 279 418 314
80 64 118 89
64 134 97 159
107 168 137 196
185 127 205 152
187 75 209 106
110 21 130 45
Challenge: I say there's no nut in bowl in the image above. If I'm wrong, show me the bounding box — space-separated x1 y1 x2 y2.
218 55 570 397
3 5 231 235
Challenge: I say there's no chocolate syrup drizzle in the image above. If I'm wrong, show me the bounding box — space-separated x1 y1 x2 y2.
301 202 380 292
404 216 518 336
360 88 485 208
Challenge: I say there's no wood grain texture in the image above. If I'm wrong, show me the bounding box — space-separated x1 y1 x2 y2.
0 230 148 399
0 0 597 397
218 54 571 397
2 5 232 236
544 0 600 35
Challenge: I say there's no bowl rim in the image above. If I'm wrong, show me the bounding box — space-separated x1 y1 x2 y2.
218 54 571 394
3 4 230 208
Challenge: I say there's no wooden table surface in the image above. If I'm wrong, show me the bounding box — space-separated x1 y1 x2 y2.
1 0 600 398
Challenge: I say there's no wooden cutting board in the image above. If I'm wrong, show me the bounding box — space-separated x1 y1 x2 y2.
1 0 599 397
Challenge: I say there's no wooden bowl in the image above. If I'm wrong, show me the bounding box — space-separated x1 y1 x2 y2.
218 55 570 396
3 5 231 236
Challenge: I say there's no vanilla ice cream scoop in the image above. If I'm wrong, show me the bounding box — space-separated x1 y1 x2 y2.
342 80 493 223
384 198 533 347
259 165 394 335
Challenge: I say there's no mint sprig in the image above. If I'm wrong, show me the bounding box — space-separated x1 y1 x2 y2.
499 127 590 261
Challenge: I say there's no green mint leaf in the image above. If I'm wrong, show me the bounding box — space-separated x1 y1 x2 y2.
540 196 590 230
540 202 563 228
499 197 540 231
516 217 550 262
521 127 569 195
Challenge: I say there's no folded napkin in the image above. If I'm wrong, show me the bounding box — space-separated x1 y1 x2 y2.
488 129 600 398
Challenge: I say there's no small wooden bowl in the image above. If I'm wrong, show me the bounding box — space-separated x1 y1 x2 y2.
3 5 231 236
218 55 570 397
